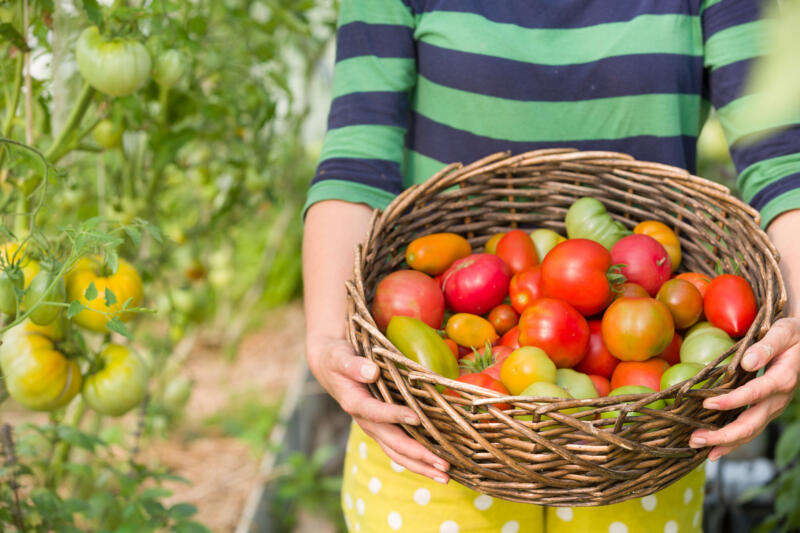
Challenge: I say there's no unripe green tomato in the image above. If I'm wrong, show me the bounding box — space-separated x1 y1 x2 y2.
93 119 123 149
152 49 186 88
83 344 149 416
76 26 152 97
163 377 193 412
23 270 65 326
0 267 24 315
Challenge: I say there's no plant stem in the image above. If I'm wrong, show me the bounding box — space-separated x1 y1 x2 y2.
45 398 88 489
23 0 32 146
1 424 26 533
44 82 95 164
0 43 25 171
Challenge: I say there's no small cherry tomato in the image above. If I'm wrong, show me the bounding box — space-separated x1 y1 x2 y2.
704 274 757 337
656 278 703 329
589 374 611 397
495 230 539 275
610 358 670 391
658 332 682 365
518 298 589 368
574 320 619 379
613 282 650 300
509 265 544 314
406 233 472 276
446 373 511 410
634 220 682 272
601 297 675 362
488 304 519 336
484 232 506 254
675 272 712 299
446 313 498 348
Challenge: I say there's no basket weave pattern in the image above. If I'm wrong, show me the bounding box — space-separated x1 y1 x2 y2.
344 149 786 506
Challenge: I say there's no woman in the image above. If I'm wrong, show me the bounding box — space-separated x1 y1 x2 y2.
303 1 800 531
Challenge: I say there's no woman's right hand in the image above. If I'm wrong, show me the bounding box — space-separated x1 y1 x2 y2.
306 334 451 484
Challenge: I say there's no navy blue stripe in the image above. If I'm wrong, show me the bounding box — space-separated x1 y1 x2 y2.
418 42 702 102
311 158 405 195
406 112 697 172
730 125 800 172
335 22 414 62
702 0 762 41
327 92 410 130
708 58 755 109
750 173 800 210
406 0 697 29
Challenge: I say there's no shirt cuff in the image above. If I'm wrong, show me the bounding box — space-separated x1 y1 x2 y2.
302 179 398 221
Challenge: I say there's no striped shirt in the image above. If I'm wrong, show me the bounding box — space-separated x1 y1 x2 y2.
304 0 800 228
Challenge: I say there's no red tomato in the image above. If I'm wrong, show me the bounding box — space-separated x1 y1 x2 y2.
611 358 670 391
601 297 675 362
441 254 511 315
675 272 712 299
509 266 544 314
481 346 514 381
497 325 520 349
610 234 671 296
488 304 519 336
589 374 611 397
518 298 590 368
574 320 619 379
444 338 459 359
495 230 539 275
658 331 682 365
704 274 757 337
541 239 614 316
656 279 703 329
371 270 445 331
446 373 511 410
614 282 650 300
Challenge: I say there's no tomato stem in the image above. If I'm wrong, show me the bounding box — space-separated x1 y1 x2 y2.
45 398 87 489
44 82 96 164
0 53 24 170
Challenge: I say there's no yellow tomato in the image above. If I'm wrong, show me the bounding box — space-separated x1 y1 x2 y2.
484 233 506 255
406 233 472 275
445 313 498 348
66 257 143 332
633 221 682 272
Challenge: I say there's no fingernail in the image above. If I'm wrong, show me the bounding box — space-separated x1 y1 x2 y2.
690 436 706 448
434 462 449 472
705 400 720 410
742 352 758 370
403 416 419 425
361 363 378 380
709 451 720 462
434 476 448 485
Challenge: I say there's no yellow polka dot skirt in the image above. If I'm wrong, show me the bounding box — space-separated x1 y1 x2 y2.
342 421 705 533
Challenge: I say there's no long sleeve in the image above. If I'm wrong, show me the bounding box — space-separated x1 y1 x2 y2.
702 0 800 227
303 0 417 217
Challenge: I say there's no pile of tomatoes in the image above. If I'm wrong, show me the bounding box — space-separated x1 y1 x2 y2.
372 197 758 413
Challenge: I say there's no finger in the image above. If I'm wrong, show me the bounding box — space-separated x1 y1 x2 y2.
329 343 380 383
339 382 420 426
690 395 784 448
707 445 736 462
359 417 450 475
740 317 800 371
373 434 451 484
705 352 799 410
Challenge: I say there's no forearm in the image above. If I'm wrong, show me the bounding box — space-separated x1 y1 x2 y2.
767 209 800 318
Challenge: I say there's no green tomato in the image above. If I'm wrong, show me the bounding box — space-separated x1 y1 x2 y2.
152 49 186 88
0 266 24 315
386 316 459 380
529 229 566 262
163 377 193 412
93 119 123 149
83 344 149 417
22 270 65 326
680 326 735 367
76 26 152 97
565 197 631 250
518 381 576 421
660 363 707 405
601 385 665 423
555 368 598 400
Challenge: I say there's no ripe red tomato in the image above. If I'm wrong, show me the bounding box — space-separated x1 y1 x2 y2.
446 373 511 410
574 320 619 379
488 304 519 336
371 270 445 331
675 272 712 299
704 274 757 337
480 345 514 381
656 278 703 329
497 325 520 349
658 332 682 365
495 230 539 275
610 358 670 391
589 374 611 397
518 298 590 368
441 254 511 315
610 234 671 296
614 282 650 300
509 266 544 314
601 297 675 362
541 239 614 316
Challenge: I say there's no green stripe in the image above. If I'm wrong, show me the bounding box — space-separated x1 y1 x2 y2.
405 150 449 187
717 95 800 145
704 21 766 68
414 75 702 141
700 0 723 14
414 13 701 66
738 153 800 203
332 57 416 98
338 0 414 27
320 125 407 164
303 180 396 220
759 189 800 229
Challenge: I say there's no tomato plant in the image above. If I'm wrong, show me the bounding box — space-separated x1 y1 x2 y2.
484 232 505 254
446 373 511 410
680 322 735 366
675 272 712 299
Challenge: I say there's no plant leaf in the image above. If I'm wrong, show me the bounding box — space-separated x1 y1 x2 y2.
106 316 132 338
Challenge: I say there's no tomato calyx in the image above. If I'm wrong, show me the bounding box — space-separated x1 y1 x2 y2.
460 342 494 373
607 264 627 289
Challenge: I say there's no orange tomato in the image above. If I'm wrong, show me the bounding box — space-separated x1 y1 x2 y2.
406 233 471 275
445 313 498 348
634 220 681 272
675 272 712 299
610 358 670 392
483 232 506 255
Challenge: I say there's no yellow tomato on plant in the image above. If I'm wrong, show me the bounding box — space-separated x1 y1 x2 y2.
82 344 149 416
66 257 143 332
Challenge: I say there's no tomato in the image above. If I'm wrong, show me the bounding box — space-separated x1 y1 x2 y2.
704 274 757 337
509 265 544 314
499 346 557 395
441 253 511 315
152 49 186 88
574 320 619 379
529 229 566 262
65 256 144 332
93 119 122 150
0 322 81 411
444 338 459 359
76 26 152 97
495 230 539 275
610 358 670 391
488 304 519 336
634 220 682 272
446 313 498 348
371 270 444 331
518 298 589 368
589 374 611 397
679 323 735 366
497 325 520 349
386 316 459 379
22 269 65 326
541 239 614 316
610 234 671 296
406 233 471 276
600 385 666 422
83 344 149 416
0 266 24 315
2 242 40 287
446 373 511 410
675 272 712 299
601 297 675 362
613 282 649 300
162 376 193 412
656 278 703 329
517 382 579 421
556 368 598 399
482 345 514 381
660 362 706 404
565 197 630 250
658 332 682 365
484 233 505 254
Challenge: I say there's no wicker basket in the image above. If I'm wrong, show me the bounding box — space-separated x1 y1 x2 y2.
344 149 786 506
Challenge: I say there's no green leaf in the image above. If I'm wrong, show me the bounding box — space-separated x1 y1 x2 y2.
84 281 98 301
139 487 172 500
106 316 132 338
81 0 104 31
105 250 119 274
124 226 142 246
776 421 800 468
169 503 198 520
67 300 87 319
104 287 117 306
173 522 212 533
0 23 30 52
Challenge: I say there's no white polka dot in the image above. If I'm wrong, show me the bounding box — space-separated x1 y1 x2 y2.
664 520 678 533
683 487 693 504
693 511 701 527
501 521 520 533
388 511 403 530
344 492 353 509
413 487 431 505
390 460 405 472
609 523 629 533
473 494 493 511
368 477 382 494
556 507 574 522
355 522 361 532
345 516 351 530
351 464 358 475
359 442 367 459
356 498 365 516
641 494 657 511
440 520 459 533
